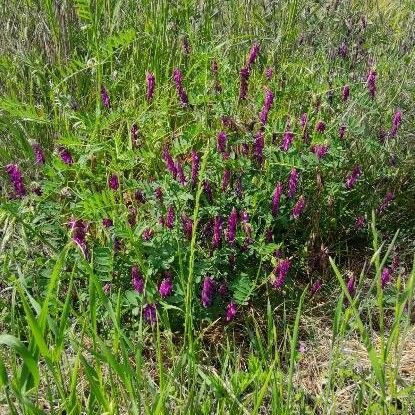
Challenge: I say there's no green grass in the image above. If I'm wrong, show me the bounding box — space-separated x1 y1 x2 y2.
1 0 415 413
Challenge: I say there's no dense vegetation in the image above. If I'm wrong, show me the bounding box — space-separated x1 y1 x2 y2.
1 0 414 413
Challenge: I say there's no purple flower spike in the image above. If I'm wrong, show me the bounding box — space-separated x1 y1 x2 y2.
311 144 329 160
292 195 305 219
366 68 377 98
288 168 299 198
101 86 111 109
315 121 326 133
222 169 231 192
181 213 193 240
135 189 146 203
272 258 291 289
143 304 157 324
173 68 189 106
377 191 394 214
345 165 362 190
272 182 283 215
265 67 273 81
310 280 322 295
227 207 238 245
339 125 347 139
5 164 26 197
166 205 175 229
212 216 222 249
203 180 213 202
159 277 173 298
225 302 237 322
355 215 366 230
346 273 356 297
146 72 155 102
390 110 402 138
300 113 308 128
32 143 45 165
59 147 73 165
142 228 154 241
338 41 348 58
247 42 260 66
108 174 119 191
381 267 392 289
176 160 186 185
132 265 144 294
253 131 265 164
155 186 163 202
102 218 113 228
201 276 215 308
259 88 274 125
69 218 88 258
342 85 350 101
217 131 227 154
239 66 250 100
191 150 200 187
162 146 177 178
280 131 294 151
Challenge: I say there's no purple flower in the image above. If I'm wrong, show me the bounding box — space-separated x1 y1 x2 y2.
181 213 193 240
265 227 274 242
265 67 273 81
108 174 119 191
69 218 88 258
176 160 186 185
101 86 111 109
288 168 299 198
239 66 250 100
272 182 283 215
217 131 227 154
246 42 260 66
211 60 219 75
59 147 73 165
311 144 329 160
338 41 348 58
102 218 113 228
366 69 377 98
131 265 144 293
345 165 362 190
377 191 394 214
391 254 400 272
131 123 139 147
300 113 308 128
162 146 177 178
203 180 213 202
129 209 138 226
146 72 155 102
155 186 163 202
292 195 305 219
142 228 154 241
32 143 45 164
235 174 243 198
103 283 111 295
211 60 222 93
191 150 200 187
159 277 173 298
212 216 222 249
315 121 326 133
310 280 322 295
225 302 237 322
355 215 366 230
342 85 350 101
381 267 392 289
390 110 402 138
173 68 188 106
201 276 215 308
221 169 231 192
166 205 175 229
227 207 238 245
272 258 291 289
280 131 294 151
339 125 347 139
218 282 228 297
253 131 265 164
259 88 274 125
5 164 26 196
143 304 157 324
135 189 146 203
346 273 356 297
